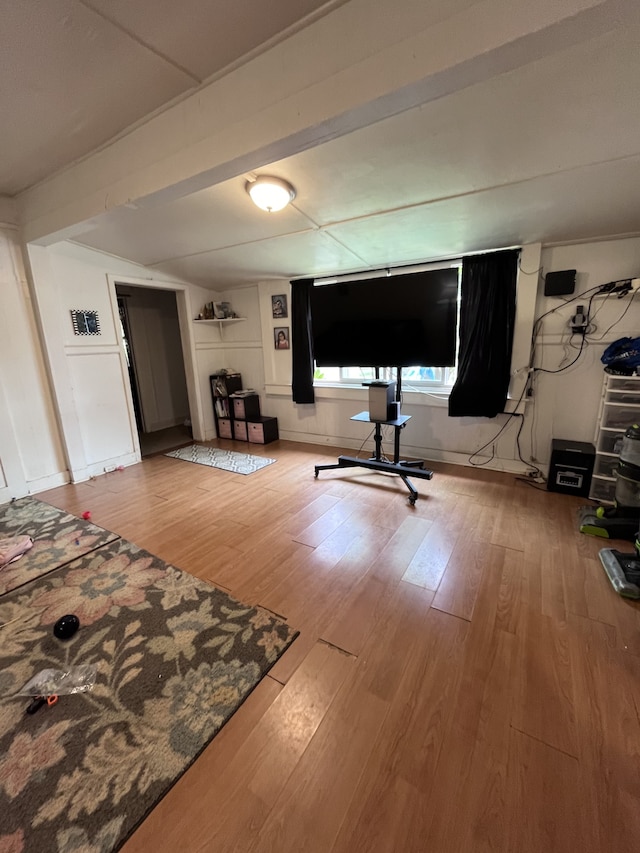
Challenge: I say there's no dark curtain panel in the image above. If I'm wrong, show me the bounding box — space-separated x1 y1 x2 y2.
291 278 316 404
448 249 519 418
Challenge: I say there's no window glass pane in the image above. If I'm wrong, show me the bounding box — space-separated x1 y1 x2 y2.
340 367 376 382
314 366 341 382
401 366 443 383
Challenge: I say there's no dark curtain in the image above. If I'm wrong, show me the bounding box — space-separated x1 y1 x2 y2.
448 249 519 418
291 278 316 404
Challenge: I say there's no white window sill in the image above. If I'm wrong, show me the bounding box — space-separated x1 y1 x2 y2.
264 382 528 414
265 382 452 407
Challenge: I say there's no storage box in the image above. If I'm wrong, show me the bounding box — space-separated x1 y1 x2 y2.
589 475 616 504
231 393 261 420
233 419 248 441
607 376 640 392
601 404 640 430
247 417 279 444
217 418 232 439
598 430 626 455
593 453 618 478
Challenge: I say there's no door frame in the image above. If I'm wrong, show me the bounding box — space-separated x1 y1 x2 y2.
107 275 205 450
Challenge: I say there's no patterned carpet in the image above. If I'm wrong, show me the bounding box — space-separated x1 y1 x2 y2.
166 444 276 475
0 505 297 853
0 497 119 597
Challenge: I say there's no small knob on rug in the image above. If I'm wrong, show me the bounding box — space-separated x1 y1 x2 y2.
53 614 80 640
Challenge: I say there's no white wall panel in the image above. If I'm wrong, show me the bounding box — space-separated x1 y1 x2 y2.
67 351 136 466
0 228 65 496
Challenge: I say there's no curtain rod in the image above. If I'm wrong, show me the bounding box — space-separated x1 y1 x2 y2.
312 245 521 286
313 258 460 286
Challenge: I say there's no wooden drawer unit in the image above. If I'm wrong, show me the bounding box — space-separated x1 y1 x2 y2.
231 393 261 420
233 419 248 441
217 418 232 439
247 417 279 444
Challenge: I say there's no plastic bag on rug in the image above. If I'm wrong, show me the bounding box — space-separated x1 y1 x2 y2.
17 665 97 697
0 535 33 570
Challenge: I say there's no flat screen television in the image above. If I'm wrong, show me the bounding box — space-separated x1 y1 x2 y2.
310 268 459 368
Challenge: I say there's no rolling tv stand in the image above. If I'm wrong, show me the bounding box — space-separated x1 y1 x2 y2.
314 370 433 505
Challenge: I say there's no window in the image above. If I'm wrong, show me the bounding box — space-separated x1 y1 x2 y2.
314 364 457 390
313 263 461 393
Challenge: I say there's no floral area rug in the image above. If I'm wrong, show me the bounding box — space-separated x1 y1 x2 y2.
166 444 276 475
0 537 298 853
0 497 120 597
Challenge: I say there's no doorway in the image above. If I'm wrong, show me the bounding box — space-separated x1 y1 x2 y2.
116 285 193 457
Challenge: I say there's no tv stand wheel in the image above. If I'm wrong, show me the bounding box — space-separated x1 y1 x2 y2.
409 495 417 506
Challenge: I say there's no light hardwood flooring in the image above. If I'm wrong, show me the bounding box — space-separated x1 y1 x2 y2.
39 439 640 853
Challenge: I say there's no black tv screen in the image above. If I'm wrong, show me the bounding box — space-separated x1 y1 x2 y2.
310 268 459 368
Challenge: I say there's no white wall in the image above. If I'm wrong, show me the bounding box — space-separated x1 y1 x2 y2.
192 284 265 440
0 227 66 500
24 241 227 482
530 237 640 466
9 234 639 498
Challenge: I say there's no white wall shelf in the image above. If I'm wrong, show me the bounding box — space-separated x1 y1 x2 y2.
193 318 246 334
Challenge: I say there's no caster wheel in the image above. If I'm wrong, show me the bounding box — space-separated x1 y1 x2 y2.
314 471 319 478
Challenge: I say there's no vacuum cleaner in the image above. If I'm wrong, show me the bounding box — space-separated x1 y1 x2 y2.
578 423 640 598
599 539 640 599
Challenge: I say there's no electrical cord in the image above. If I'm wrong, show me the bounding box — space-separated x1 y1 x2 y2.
523 275 636 473
533 286 603 375
356 428 375 458
518 258 544 277
467 379 539 474
468 412 520 468
515 477 548 491
587 287 638 342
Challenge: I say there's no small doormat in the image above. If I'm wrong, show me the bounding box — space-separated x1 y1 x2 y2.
165 444 276 475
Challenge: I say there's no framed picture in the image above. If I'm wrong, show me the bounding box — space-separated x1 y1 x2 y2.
271 294 288 319
274 326 290 349
71 309 101 336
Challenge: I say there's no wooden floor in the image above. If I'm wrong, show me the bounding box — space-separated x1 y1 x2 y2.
39 440 640 853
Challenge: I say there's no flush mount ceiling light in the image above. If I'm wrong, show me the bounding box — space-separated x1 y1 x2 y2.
246 175 296 212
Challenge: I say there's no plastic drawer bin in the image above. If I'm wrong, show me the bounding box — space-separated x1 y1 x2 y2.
594 454 619 478
590 476 616 503
598 430 627 455
607 377 640 392
601 404 640 430
605 390 640 405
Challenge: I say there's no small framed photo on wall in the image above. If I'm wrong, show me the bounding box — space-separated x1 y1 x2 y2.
71 309 101 335
271 294 288 319
274 327 290 349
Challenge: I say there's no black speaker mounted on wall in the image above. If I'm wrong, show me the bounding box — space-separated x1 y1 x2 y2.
544 269 576 297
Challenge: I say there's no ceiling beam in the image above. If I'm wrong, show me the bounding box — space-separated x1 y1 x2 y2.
18 0 632 245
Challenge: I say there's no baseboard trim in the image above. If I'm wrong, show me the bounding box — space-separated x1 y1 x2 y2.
277 429 530 475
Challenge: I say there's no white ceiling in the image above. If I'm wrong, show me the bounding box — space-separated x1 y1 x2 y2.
4 1 640 289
